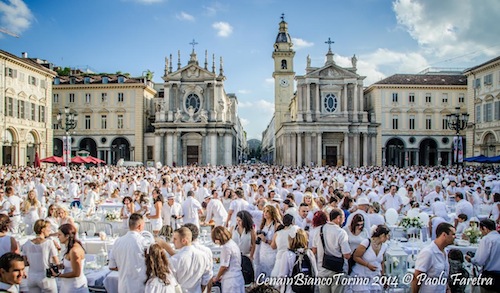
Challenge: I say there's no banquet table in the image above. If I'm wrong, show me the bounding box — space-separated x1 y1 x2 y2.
81 236 116 254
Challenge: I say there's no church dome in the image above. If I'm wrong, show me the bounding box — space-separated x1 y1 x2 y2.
275 20 292 43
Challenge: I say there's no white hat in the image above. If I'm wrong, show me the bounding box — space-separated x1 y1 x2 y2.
356 197 370 206
166 193 175 199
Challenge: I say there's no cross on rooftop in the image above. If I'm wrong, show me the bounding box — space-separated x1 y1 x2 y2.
325 37 334 51
189 39 198 51
281 13 285 21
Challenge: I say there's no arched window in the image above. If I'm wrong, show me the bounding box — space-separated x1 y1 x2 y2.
185 94 201 113
324 93 338 113
281 60 287 69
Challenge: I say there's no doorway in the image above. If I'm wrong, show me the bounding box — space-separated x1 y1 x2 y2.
187 146 199 165
325 146 337 166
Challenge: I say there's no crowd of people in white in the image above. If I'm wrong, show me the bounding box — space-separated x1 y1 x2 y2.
0 163 498 293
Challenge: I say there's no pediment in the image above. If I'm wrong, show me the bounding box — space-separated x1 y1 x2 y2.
423 108 434 114
307 64 359 79
169 63 216 80
82 108 93 113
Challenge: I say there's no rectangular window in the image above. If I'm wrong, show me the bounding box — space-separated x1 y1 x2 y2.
6 97 13 117
484 74 493 85
408 93 415 103
442 93 448 104
147 146 154 160
85 115 91 129
117 114 124 129
5 67 16 78
475 78 481 88
392 93 398 103
392 116 398 130
18 72 25 82
495 101 500 120
85 93 91 104
19 100 25 119
53 123 59 130
409 115 415 130
425 93 432 103
39 106 45 123
426 115 432 129
101 93 107 102
485 103 493 122
476 105 481 123
53 94 59 104
40 80 46 89
28 76 37 86
459 93 465 104
31 102 35 120
69 93 75 103
118 93 124 103
101 115 107 129
442 117 448 130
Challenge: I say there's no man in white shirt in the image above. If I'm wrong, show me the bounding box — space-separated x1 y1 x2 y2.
162 193 183 230
169 227 212 293
204 190 228 227
454 192 474 227
345 197 372 230
424 185 445 206
412 222 455 293
379 185 403 213
430 198 450 221
108 213 147 293
225 189 249 229
182 191 203 228
0 252 25 293
3 187 21 234
68 178 80 205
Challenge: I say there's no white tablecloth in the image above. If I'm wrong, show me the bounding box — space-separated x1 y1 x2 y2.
103 270 119 293
81 236 115 254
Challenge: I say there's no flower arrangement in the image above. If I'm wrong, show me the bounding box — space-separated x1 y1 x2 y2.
105 211 120 221
399 217 423 230
464 227 482 244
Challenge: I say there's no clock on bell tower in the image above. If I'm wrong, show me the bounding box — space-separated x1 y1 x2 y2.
272 13 295 130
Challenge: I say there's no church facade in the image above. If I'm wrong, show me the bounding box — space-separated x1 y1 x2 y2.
152 49 246 166
268 17 377 167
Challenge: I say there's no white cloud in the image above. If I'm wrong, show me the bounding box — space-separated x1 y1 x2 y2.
204 2 226 16
176 12 195 22
255 100 274 114
240 118 250 127
238 101 253 108
0 0 33 35
393 0 500 59
292 38 314 50
265 78 274 84
212 21 233 37
238 89 251 95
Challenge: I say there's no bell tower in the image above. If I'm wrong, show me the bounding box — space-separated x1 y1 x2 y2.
272 14 295 131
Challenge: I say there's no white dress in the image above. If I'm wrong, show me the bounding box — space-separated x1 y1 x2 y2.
21 240 58 293
232 228 252 257
350 239 388 293
60 258 89 293
24 203 40 235
257 222 277 277
220 240 245 293
144 275 179 293
149 202 163 231
271 225 299 276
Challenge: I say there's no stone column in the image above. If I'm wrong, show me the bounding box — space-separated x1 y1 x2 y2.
371 134 377 165
382 147 386 166
363 133 368 167
317 132 322 166
224 132 232 165
165 131 173 166
297 132 302 166
343 84 348 114
297 85 303 122
306 84 312 121
173 132 179 165
415 150 420 165
291 133 297 166
315 84 320 117
344 132 349 166
210 131 217 166
304 133 311 166
353 133 360 167
353 83 358 122
154 134 162 163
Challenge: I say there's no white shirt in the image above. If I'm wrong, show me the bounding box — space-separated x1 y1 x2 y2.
414 241 449 293
108 231 147 293
181 196 202 228
228 198 249 227
430 201 449 220
161 202 182 227
470 230 500 272
312 223 351 276
169 245 212 293
455 199 474 219
205 199 228 227
380 193 403 211
68 182 80 200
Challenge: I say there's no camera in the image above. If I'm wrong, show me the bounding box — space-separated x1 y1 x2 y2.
46 263 60 278
466 251 475 258
255 230 267 244
304 226 310 231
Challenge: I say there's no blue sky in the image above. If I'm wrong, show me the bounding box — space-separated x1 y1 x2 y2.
1 0 499 139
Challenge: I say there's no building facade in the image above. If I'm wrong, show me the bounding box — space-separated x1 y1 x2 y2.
52 73 156 164
267 17 376 167
464 56 500 158
0 51 56 166
364 73 468 167
152 49 245 166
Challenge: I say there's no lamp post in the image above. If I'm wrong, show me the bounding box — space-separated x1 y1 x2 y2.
57 107 77 167
446 107 469 167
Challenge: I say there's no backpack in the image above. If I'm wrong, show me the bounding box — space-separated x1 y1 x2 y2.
348 239 370 275
241 254 254 285
290 249 315 293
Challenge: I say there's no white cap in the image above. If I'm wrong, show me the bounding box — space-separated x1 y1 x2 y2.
356 197 370 206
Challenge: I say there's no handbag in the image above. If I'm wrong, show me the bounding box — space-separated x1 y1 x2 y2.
320 225 345 272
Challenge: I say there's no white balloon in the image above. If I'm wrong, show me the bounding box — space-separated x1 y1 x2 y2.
385 208 399 226
407 208 420 218
419 212 430 227
398 187 408 197
401 196 410 206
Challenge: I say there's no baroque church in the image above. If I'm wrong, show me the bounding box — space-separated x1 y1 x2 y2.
152 47 246 166
267 16 378 167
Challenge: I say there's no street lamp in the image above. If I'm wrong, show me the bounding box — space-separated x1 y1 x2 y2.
57 107 77 166
446 107 469 166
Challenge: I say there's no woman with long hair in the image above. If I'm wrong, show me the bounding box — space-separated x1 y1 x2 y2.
221 188 233 212
308 210 328 248
22 219 59 292
21 189 41 235
144 243 179 292
58 207 75 228
0 214 18 256
341 197 354 227
120 196 135 229
256 204 281 277
350 225 390 292
54 223 88 292
211 226 245 293
232 210 256 260
147 188 164 236
270 214 299 276
344 213 370 252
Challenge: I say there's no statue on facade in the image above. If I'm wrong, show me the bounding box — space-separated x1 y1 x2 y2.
156 100 165 113
351 54 357 68
199 109 208 123
174 108 182 123
187 106 196 122
307 54 311 67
